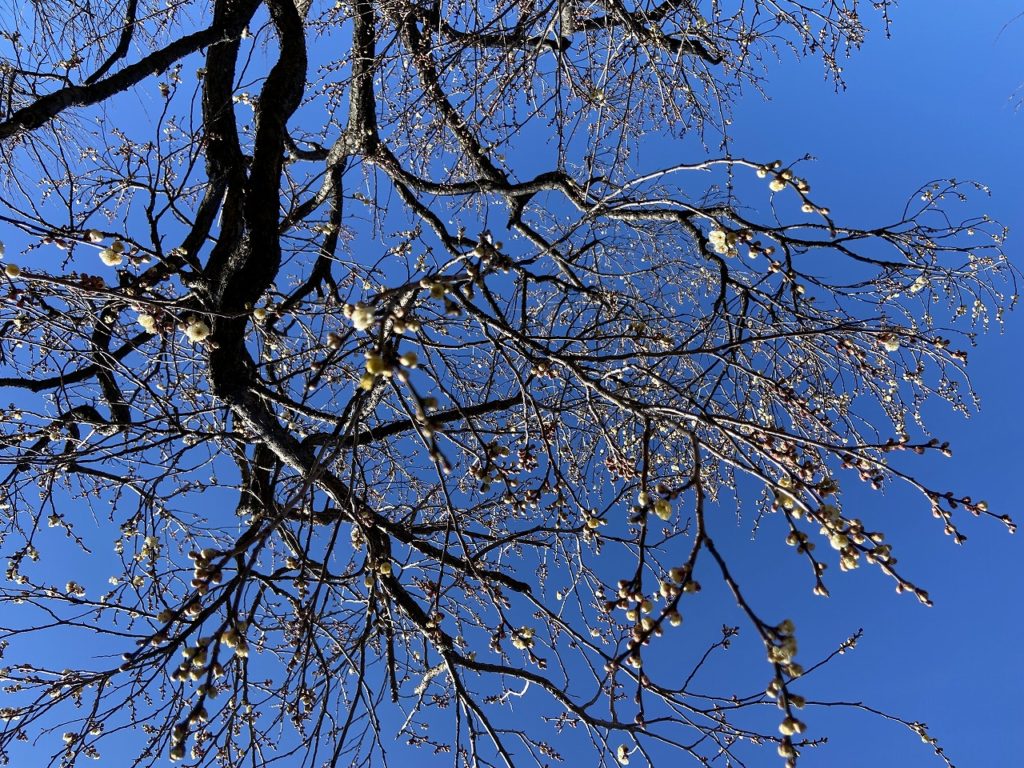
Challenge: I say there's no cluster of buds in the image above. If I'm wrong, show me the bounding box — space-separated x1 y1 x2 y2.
611 569 698 668
468 441 513 492
419 277 448 300
814 507 876 572
415 276 462 316
345 302 375 331
773 475 800 514
608 578 646 615
863 540 894 566
636 490 672 522
467 232 513 274
784 529 814 554
172 636 222 683
137 535 160 562
7 561 29 585
169 702 211 763
510 626 535 650
755 162 806 191
911 721 937 746
766 667 807 767
767 618 802 677
65 580 86 597
220 623 249 658
817 477 839 497
528 359 559 379
188 548 223 595
358 347 420 390
98 239 126 267
707 227 743 257
755 162 829 218
390 313 421 335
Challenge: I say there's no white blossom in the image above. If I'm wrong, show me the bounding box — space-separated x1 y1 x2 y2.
99 248 123 267
350 304 374 330
185 320 211 343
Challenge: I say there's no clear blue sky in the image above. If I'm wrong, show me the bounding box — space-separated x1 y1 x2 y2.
1 3 1020 767
685 3 1024 765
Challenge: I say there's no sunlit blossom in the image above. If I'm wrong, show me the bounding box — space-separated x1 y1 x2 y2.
184 320 211 343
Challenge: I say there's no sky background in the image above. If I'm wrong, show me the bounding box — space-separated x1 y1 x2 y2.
690 2 1024 765
1 2 1021 767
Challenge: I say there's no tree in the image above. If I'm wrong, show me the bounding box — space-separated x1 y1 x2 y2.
0 1 1016 766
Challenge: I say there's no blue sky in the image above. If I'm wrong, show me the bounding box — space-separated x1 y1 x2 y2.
701 2 1024 765
1 2 1021 767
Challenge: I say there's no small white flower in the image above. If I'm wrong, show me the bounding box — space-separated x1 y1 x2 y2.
4 263 20 278
769 177 787 192
99 248 123 267
137 313 157 332
185 320 211 343
86 229 105 243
